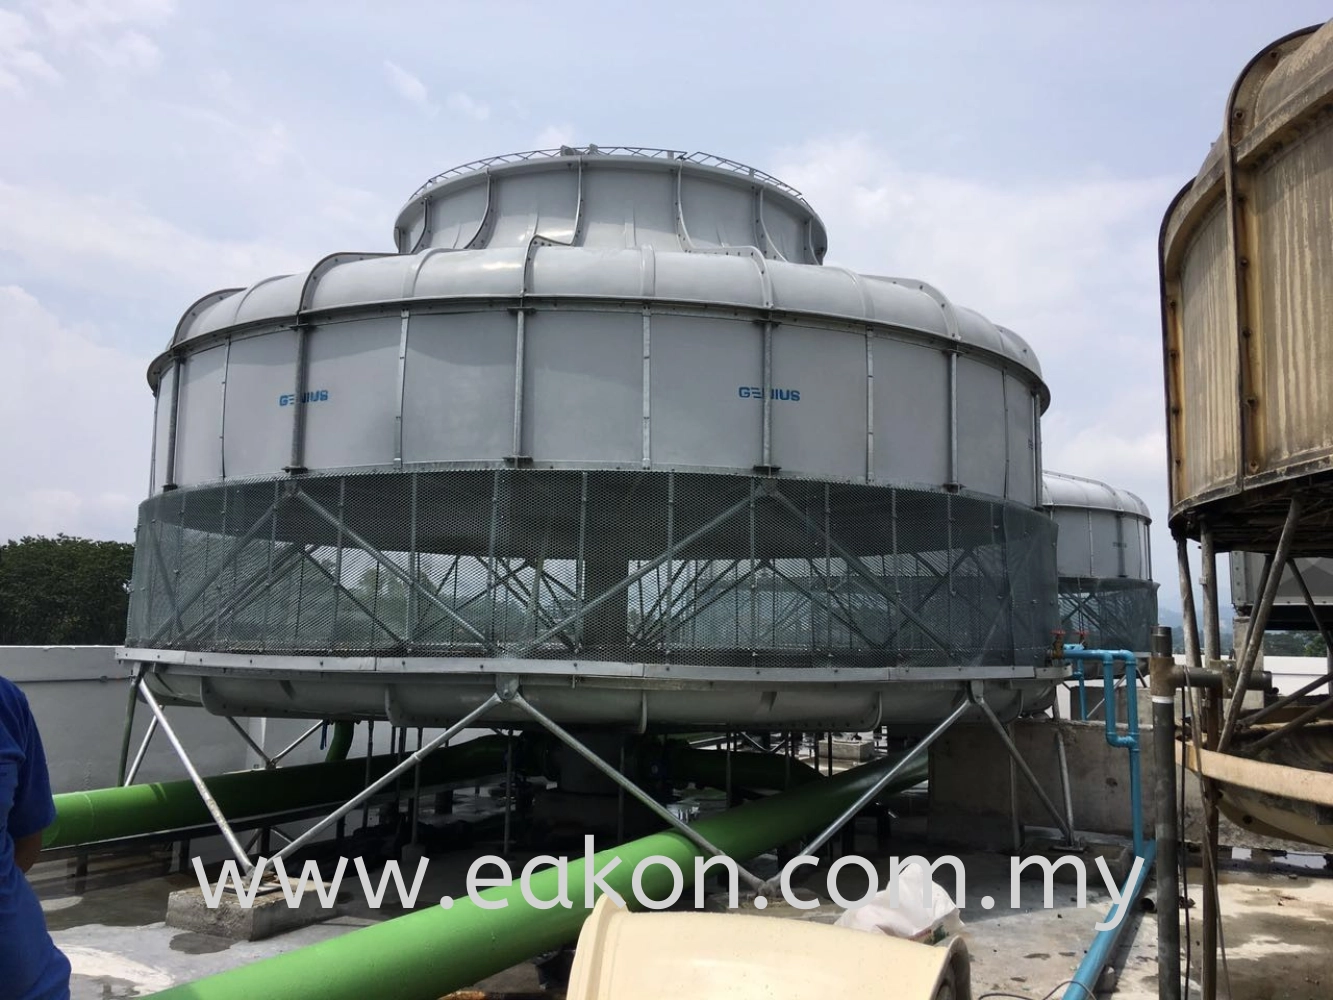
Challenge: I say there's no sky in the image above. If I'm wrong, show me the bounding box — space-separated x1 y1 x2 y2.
2 0 1329 611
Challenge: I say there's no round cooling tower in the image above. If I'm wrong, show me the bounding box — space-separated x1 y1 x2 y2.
1161 21 1333 553
1042 472 1156 652
122 146 1059 731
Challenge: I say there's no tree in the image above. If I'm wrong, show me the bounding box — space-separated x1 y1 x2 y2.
0 535 134 645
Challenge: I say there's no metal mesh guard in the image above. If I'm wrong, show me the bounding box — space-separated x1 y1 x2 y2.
127 470 1058 670
1058 578 1158 653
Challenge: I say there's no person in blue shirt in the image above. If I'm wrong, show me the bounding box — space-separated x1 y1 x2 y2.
1 676 71 1000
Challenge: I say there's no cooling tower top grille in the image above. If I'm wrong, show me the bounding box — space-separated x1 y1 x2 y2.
391 144 829 263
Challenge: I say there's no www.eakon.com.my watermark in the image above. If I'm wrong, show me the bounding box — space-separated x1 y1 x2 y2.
193 839 1144 932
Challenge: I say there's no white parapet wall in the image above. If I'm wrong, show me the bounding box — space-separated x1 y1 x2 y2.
0 646 331 794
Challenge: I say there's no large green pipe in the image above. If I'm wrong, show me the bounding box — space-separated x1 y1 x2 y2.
45 735 509 850
323 721 355 763
662 745 823 791
146 751 927 1000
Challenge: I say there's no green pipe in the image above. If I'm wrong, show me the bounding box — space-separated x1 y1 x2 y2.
662 746 823 791
146 751 926 1000
324 721 355 763
45 735 508 850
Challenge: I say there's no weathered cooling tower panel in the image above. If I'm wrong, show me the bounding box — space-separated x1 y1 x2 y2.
1161 23 1333 552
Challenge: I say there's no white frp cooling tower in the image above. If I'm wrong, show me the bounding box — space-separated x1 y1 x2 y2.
123 146 1060 731
1042 470 1156 651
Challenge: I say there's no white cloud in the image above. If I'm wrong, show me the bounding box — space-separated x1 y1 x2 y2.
535 124 577 149
84 28 159 72
5 0 174 82
0 178 312 299
0 9 61 93
383 59 432 111
32 0 175 37
445 90 489 121
0 286 149 542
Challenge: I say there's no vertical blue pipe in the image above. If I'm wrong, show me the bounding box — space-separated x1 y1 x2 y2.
1061 647 1144 858
1059 646 1150 998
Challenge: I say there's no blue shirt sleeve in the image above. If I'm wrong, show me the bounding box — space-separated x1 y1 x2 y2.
8 694 56 841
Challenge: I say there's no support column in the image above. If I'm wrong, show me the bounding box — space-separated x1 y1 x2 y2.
1150 626 1180 1000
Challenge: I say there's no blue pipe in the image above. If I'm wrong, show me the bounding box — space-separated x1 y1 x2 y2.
1063 839 1157 999
1062 643 1089 720
1061 647 1144 858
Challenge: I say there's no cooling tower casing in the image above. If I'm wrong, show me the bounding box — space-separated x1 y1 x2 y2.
122 147 1060 732
1161 22 1333 555
1042 471 1157 651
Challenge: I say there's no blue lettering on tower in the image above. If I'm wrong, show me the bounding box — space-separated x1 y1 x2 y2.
278 389 331 406
737 386 801 401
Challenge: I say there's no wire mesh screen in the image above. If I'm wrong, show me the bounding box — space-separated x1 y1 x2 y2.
1057 578 1158 652
126 470 1058 669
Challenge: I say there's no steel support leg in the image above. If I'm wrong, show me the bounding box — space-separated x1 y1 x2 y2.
1050 697 1077 841
225 717 275 769
116 666 146 786
967 684 1077 847
1150 627 1181 1000
507 690 765 892
1220 496 1302 751
272 694 501 863
123 716 158 787
270 721 326 767
784 700 968 874
138 680 255 873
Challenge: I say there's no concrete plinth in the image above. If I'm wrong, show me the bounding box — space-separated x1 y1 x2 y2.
928 718 1157 849
816 736 874 765
166 878 337 941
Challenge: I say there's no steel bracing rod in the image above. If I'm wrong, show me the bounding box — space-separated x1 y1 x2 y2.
626 558 695 643
508 692 765 891
485 559 575 645
1245 692 1333 754
762 573 837 648
270 721 326 767
450 558 534 614
179 543 308 646
146 527 185 639
628 560 696 644
1287 560 1333 673
294 490 490 647
1220 497 1303 751
966 529 1039 668
783 701 967 869
225 717 274 769
967 685 1076 845
123 716 158 787
296 550 403 644
763 560 878 648
116 665 146 786
1238 671 1332 730
272 694 501 863
147 495 286 644
430 557 576 649
767 490 952 654
907 545 1001 624
876 550 965 643
515 493 755 657
137 679 255 873
1174 534 1205 675
632 560 754 645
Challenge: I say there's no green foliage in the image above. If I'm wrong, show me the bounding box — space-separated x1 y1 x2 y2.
0 535 135 645
1261 630 1326 656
